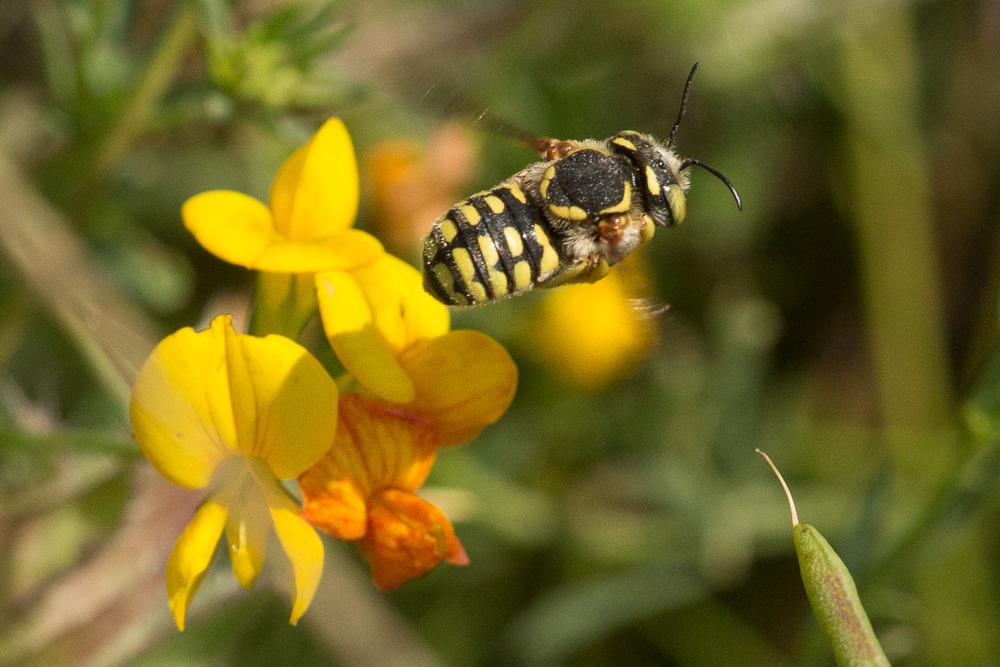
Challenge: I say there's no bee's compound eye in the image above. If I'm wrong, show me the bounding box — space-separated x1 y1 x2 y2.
666 185 687 225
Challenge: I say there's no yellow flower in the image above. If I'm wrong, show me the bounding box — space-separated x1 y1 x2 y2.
532 255 657 391
181 118 382 274
299 395 469 591
316 253 517 445
129 315 338 630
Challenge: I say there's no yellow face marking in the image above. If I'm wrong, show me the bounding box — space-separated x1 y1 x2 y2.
539 165 556 199
548 203 589 221
489 269 509 297
439 218 459 242
513 260 532 290
644 165 661 197
503 226 523 257
611 136 636 151
667 186 687 224
484 195 505 214
477 235 500 267
598 180 632 215
458 203 481 226
451 247 477 286
432 262 456 294
640 215 655 243
506 184 528 203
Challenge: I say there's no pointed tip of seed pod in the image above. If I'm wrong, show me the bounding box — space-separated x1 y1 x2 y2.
755 449 799 527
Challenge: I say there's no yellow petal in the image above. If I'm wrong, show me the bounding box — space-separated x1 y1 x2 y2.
248 230 383 273
269 118 360 240
399 331 518 446
182 190 277 267
224 325 340 478
221 462 271 590
183 189 382 272
316 271 415 403
350 255 450 351
166 497 228 631
130 316 239 488
259 478 325 626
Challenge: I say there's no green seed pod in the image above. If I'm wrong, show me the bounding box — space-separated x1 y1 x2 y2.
756 450 890 667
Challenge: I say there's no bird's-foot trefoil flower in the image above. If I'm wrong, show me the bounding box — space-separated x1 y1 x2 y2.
181 118 384 336
315 253 517 445
302 253 517 588
129 315 338 630
299 395 470 591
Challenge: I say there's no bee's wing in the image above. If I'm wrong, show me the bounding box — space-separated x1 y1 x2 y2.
415 82 562 157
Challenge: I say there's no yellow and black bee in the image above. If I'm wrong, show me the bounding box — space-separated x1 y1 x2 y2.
421 64 742 307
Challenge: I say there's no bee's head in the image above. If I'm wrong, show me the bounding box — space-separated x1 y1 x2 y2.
609 130 690 227
611 64 742 227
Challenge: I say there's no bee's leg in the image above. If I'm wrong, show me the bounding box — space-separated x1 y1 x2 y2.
538 254 611 288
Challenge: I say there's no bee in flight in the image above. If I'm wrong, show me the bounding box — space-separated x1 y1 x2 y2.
421 63 742 307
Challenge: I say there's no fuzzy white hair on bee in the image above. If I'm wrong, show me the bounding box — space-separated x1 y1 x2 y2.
421 63 742 307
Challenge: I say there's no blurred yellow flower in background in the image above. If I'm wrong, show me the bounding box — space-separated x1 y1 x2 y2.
181 118 383 273
531 255 658 391
129 315 338 630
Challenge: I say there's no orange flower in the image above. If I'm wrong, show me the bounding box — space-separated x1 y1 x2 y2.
300 395 468 590
365 122 478 253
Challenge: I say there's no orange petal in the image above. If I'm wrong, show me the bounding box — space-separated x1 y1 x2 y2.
300 478 368 540
269 118 360 240
359 488 467 591
300 395 437 536
399 330 518 446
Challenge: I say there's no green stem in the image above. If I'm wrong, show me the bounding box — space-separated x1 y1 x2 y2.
838 8 957 493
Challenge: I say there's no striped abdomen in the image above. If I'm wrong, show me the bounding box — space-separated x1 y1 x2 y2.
422 183 563 306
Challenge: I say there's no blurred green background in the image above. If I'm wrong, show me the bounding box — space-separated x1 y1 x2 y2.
1 1 999 665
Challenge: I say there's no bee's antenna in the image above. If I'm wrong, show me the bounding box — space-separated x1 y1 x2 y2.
680 158 743 211
667 62 699 148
